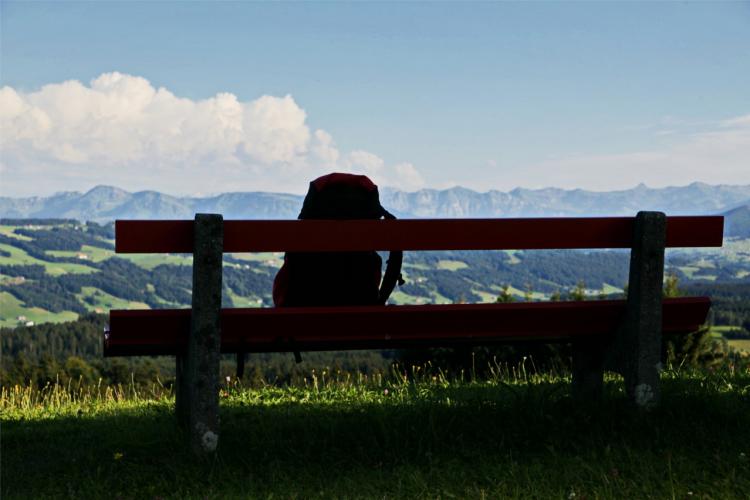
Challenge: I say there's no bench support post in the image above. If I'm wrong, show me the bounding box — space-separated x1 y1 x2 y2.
175 213 223 453
615 211 666 408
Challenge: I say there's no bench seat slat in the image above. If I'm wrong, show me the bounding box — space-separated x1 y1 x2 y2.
115 216 724 253
105 297 710 356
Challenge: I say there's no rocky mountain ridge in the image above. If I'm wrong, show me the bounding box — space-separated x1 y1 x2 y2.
2 183 749 237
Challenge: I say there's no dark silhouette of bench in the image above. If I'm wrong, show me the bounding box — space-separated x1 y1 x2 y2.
105 212 723 453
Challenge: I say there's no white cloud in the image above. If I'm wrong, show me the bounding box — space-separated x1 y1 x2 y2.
346 150 385 176
0 72 425 196
392 163 425 191
492 114 750 191
723 114 750 128
310 129 339 167
343 151 425 191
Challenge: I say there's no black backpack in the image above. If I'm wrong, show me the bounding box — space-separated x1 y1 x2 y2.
273 173 404 307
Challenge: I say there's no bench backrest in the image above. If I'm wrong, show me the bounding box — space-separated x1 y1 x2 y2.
115 216 724 253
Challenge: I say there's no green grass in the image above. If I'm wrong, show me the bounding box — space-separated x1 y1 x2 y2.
2 369 749 499
229 252 283 267
75 286 150 312
728 339 750 353
601 282 623 295
0 244 98 275
677 266 701 279
0 291 78 328
712 326 740 334
225 288 265 308
504 250 522 264
389 290 429 305
498 284 529 299
436 259 469 271
402 262 431 271
471 289 499 303
0 225 33 241
694 275 718 281
46 244 114 263
118 253 194 269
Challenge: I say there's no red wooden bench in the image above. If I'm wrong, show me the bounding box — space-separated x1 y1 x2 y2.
105 212 723 453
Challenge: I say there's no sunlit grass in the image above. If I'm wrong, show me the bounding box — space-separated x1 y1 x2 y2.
0 291 79 328
0 243 98 275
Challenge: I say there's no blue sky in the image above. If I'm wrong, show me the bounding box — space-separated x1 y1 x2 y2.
1 1 749 196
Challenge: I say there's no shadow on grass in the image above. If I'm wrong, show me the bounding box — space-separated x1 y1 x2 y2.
3 378 750 499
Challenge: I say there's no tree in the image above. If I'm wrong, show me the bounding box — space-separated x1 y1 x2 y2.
664 272 680 298
569 280 586 301
64 356 99 384
496 285 515 303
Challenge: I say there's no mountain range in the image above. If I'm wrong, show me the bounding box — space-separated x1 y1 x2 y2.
2 182 749 236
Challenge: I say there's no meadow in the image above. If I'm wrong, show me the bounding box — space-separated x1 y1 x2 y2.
2 367 749 499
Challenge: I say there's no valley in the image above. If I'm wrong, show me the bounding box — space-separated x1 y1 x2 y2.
1 220 748 331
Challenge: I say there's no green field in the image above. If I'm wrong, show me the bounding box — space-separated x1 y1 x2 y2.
0 226 33 241
229 252 283 267
472 289 500 303
0 244 98 276
0 292 78 328
437 259 469 271
712 325 750 350
601 282 624 294
225 288 265 308
75 286 150 312
2 370 749 499
728 339 750 353
46 244 114 263
390 290 429 305
504 250 522 264
402 262 431 270
713 326 741 334
118 253 194 269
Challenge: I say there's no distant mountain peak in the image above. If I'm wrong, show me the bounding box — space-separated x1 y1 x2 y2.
84 185 128 195
2 183 750 229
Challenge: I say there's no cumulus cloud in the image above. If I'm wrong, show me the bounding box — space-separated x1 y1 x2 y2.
0 72 425 196
343 151 425 192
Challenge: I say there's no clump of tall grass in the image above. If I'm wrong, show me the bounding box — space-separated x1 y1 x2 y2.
0 374 172 419
3 357 748 419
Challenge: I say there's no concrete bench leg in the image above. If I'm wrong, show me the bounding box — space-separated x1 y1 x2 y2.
175 214 223 453
615 211 666 408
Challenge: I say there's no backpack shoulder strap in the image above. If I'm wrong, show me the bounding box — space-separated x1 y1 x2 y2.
378 209 405 305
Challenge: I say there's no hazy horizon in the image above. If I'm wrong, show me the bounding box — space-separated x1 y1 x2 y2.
4 179 750 202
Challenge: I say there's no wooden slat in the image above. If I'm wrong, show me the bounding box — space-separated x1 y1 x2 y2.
116 220 193 253
105 297 710 356
115 216 724 253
